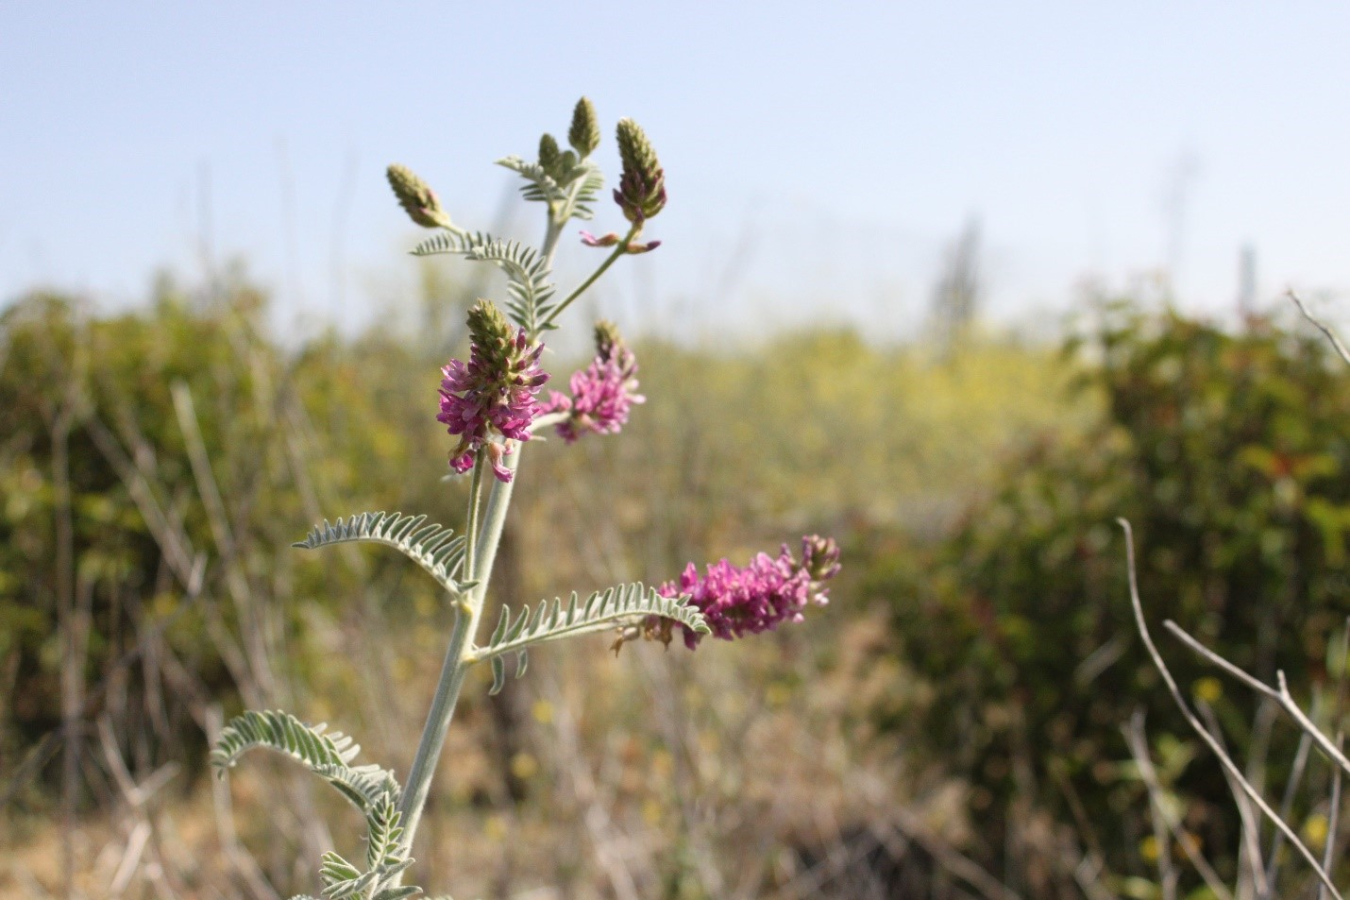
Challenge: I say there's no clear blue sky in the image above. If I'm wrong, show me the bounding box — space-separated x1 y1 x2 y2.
4 2 1350 338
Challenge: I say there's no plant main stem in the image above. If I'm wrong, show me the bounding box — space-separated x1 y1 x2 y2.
396 205 580 866
395 602 472 849
395 448 525 859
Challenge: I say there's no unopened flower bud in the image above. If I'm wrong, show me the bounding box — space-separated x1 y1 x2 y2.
802 535 842 584
569 97 601 158
538 134 561 177
593 320 623 361
386 163 452 229
465 300 517 370
466 299 512 344
616 118 659 183
613 118 666 224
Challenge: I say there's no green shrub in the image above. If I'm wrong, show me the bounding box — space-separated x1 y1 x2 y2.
867 299 1350 892
0 281 465 795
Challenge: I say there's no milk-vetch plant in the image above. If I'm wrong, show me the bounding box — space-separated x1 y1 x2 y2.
209 98 839 900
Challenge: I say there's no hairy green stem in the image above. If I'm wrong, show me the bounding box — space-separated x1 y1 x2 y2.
395 449 524 863
463 456 485 581
541 215 565 270
469 450 521 605
396 604 472 853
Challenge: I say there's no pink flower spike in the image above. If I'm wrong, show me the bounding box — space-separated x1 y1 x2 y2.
646 537 841 650
437 301 548 482
550 350 643 443
546 320 644 445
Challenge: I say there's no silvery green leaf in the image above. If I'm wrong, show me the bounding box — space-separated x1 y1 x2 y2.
373 888 422 900
408 231 556 335
294 511 466 596
211 710 400 815
472 583 708 681
490 656 506 696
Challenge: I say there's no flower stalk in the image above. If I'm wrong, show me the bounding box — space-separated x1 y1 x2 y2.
536 224 639 333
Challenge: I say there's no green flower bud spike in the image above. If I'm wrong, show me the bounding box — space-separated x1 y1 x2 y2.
538 134 561 178
568 96 601 158
386 163 453 230
594 319 623 361
465 300 517 369
614 118 666 225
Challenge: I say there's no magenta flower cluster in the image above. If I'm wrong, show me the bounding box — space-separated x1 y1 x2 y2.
437 306 548 483
542 332 644 444
654 535 841 649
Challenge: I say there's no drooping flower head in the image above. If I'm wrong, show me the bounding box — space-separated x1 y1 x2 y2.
541 320 644 443
643 535 841 650
437 300 548 482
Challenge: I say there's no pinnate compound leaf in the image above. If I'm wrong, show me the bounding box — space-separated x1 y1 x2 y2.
294 511 467 596
211 710 400 815
212 713 418 895
321 850 376 899
373 889 422 900
475 583 708 688
320 849 415 900
409 231 557 334
212 709 356 771
496 154 603 223
365 794 406 871
496 156 567 204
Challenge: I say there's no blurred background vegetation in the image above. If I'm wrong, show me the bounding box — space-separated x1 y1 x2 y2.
5 265 1350 900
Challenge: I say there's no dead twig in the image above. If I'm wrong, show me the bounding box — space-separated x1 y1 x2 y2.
1318 620 1350 900
1289 290 1350 367
1122 711 1231 900
1117 518 1341 899
1194 701 1267 897
1164 621 1350 786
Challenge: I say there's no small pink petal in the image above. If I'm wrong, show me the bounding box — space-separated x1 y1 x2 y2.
580 230 622 247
